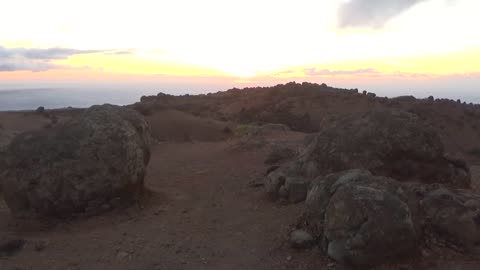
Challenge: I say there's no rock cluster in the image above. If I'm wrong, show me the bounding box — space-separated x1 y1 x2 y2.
268 109 478 266
1 105 151 218
267 109 470 203
296 169 480 265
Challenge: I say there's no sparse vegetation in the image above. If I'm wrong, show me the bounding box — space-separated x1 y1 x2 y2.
233 124 256 137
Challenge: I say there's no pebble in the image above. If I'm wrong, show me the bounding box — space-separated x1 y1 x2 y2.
289 230 314 249
116 251 129 259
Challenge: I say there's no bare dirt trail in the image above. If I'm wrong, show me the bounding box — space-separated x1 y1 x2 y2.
0 138 327 270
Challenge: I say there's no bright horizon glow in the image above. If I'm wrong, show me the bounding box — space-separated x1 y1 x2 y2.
1 0 480 95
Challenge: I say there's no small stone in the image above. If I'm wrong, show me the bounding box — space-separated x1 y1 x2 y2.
286 255 292 261
116 251 129 259
34 240 48 252
290 230 314 249
421 248 431 258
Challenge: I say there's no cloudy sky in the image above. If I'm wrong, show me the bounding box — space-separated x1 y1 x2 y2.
1 0 479 97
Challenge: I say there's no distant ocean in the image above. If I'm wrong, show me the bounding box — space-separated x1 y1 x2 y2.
0 87 479 111
0 88 162 111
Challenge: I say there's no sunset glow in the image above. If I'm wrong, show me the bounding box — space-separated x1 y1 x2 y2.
1 0 480 94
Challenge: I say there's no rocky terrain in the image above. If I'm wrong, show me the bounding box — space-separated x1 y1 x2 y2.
1 82 480 269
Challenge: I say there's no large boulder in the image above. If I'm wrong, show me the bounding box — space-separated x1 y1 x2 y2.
297 169 480 266
324 176 416 265
300 169 417 265
295 109 470 187
1 104 151 218
299 169 418 265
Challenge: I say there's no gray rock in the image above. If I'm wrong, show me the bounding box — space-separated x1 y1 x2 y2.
1 104 151 218
290 230 314 249
300 169 416 266
421 187 480 253
324 181 416 266
265 170 309 203
303 169 373 236
299 168 480 266
264 169 286 200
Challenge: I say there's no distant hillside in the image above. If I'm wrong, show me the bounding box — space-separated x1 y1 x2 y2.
130 82 480 159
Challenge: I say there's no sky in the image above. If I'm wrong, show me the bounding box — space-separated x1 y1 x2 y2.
1 0 480 98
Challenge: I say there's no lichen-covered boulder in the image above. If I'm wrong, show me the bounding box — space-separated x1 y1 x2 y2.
303 169 373 235
300 169 417 266
298 169 480 266
1 104 151 218
324 177 416 265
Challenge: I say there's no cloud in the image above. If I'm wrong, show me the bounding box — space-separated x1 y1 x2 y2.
304 67 378 76
0 46 102 60
102 50 134 55
272 69 295 76
0 63 60 72
0 46 104 72
337 0 427 28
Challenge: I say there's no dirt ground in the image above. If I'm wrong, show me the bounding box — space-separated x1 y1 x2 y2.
1 133 480 270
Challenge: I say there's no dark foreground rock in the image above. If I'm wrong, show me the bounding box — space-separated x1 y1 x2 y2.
1 104 151 218
296 169 480 266
301 170 417 265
